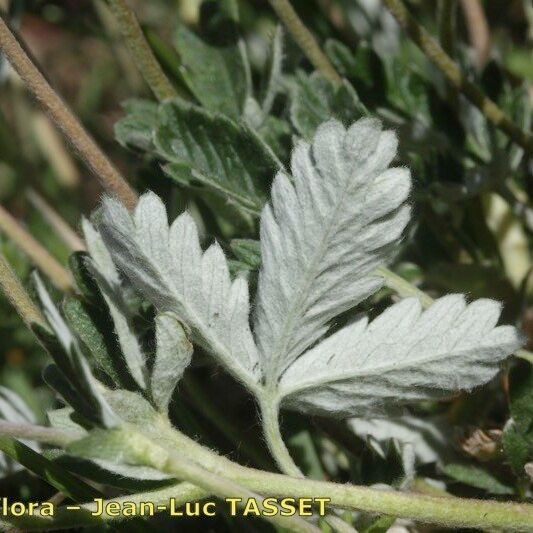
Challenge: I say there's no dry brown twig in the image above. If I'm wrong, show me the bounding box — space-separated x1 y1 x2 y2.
0 15 138 210
460 0 491 70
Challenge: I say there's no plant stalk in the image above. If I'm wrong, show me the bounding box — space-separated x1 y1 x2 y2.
5 420 533 531
267 0 341 84
115 428 320 533
375 266 434 308
266 0 532 153
0 420 81 448
0 15 138 210
0 204 73 291
459 0 491 70
0 252 46 329
259 396 357 533
26 189 85 252
1 483 207 531
105 0 177 101
383 0 533 153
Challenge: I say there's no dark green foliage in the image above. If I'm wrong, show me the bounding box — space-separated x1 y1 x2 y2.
1 0 533 530
504 362 533 475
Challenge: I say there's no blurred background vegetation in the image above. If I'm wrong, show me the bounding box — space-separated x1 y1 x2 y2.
0 0 532 528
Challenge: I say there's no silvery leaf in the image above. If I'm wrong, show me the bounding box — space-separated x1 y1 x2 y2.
33 273 118 428
254 118 411 382
279 296 522 417
82 219 147 390
152 313 193 414
98 193 261 392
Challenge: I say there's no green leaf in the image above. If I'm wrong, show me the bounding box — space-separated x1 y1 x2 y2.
67 427 167 474
154 98 280 215
68 252 100 301
32 273 118 428
114 99 159 152
508 362 533 431
0 435 100 501
173 1 250 119
290 71 365 140
325 39 387 107
442 463 514 495
325 39 386 107
63 296 123 386
42 364 96 425
503 361 533 474
362 516 396 533
229 239 261 270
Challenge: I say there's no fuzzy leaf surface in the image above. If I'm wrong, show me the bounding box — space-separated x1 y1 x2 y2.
280 296 522 417
290 71 365 140
173 2 250 119
33 274 117 427
155 99 279 215
152 313 193 414
98 193 260 391
254 118 411 382
83 220 147 390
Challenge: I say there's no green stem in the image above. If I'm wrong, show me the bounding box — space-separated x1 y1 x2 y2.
167 426 533 531
106 0 177 101
26 189 85 253
515 349 533 364
107 427 320 533
5 421 533 531
375 266 434 308
259 396 357 533
383 0 533 153
0 420 81 447
1 483 206 531
0 252 46 329
183 374 275 470
260 395 301 477
267 0 341 84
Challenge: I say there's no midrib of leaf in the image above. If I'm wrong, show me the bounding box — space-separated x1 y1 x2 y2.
187 169 263 214
280 340 497 398
265 165 367 384
163 243 260 394
164 110 268 214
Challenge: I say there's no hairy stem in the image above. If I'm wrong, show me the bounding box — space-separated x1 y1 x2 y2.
162 426 533 531
0 15 138 210
26 189 85 252
120 428 320 533
375 266 434 308
267 0 341 84
0 420 81 447
183 374 274 470
383 0 533 153
259 396 356 533
106 0 177 101
0 252 46 329
260 395 301 477
0 203 73 291
6 420 533 531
